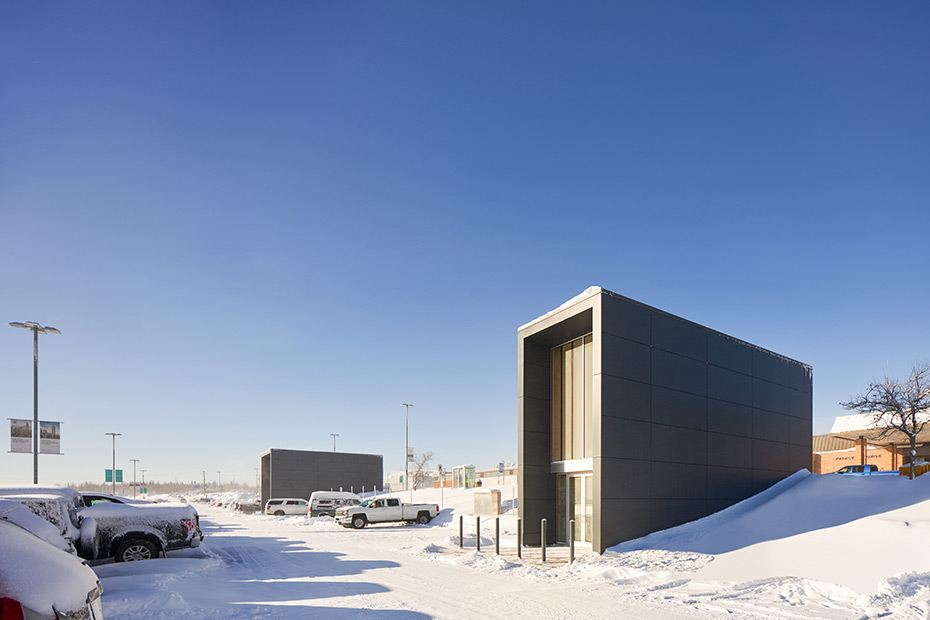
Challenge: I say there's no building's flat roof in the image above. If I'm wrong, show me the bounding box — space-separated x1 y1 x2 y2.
518 286 811 370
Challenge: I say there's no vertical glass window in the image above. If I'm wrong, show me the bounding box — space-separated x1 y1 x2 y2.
551 334 593 461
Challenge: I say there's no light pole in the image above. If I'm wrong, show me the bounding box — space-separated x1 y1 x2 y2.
330 433 339 452
402 403 414 491
217 471 222 492
130 459 140 498
105 432 121 494
140 470 147 496
9 321 61 484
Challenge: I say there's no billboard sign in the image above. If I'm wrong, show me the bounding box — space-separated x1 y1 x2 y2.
10 419 31 453
40 421 61 455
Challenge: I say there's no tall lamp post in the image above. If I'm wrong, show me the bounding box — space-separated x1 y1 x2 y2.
330 433 339 452
130 459 140 498
9 321 61 484
105 432 121 494
402 403 414 491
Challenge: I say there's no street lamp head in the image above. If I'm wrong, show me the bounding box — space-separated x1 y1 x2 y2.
9 321 61 335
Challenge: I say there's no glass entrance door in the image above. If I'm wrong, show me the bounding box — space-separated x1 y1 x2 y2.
557 473 592 544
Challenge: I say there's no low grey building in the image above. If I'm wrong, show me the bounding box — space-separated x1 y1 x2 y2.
260 448 382 506
518 287 812 553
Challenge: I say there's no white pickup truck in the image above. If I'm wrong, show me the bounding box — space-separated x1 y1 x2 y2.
336 497 439 529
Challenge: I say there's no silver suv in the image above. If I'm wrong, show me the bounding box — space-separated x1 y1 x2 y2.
264 498 308 515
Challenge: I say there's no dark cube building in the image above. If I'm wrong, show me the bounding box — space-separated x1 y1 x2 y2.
518 287 812 553
260 448 383 506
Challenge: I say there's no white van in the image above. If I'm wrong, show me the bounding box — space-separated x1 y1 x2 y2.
308 491 361 517
264 498 308 516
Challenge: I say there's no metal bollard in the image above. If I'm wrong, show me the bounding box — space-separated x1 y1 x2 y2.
476 516 481 552
495 517 500 555
459 515 463 549
569 519 575 564
517 518 522 559
541 518 547 563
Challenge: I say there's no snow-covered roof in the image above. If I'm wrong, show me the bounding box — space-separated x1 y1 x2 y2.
518 286 602 332
830 411 930 434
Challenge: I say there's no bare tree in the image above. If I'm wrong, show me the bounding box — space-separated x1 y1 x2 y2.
841 361 930 479
411 451 434 490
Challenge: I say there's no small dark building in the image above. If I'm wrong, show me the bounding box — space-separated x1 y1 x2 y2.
518 287 813 553
260 448 383 506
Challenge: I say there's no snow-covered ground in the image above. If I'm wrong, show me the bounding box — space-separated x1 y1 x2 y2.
92 472 930 619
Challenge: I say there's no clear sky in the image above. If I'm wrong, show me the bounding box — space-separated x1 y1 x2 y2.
1 2 928 488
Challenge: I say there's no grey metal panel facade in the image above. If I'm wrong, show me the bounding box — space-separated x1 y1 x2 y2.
518 288 812 553
260 448 383 507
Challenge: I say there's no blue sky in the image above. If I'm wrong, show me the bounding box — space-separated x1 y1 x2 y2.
1 2 928 487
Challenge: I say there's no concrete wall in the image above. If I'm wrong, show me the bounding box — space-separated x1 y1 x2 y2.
519 288 813 553
260 449 383 506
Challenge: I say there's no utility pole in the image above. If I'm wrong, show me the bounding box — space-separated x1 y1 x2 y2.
130 459 140 498
402 403 414 492
105 432 121 494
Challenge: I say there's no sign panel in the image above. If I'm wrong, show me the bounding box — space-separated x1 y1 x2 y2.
407 447 415 462
10 419 31 454
39 421 61 455
105 469 124 483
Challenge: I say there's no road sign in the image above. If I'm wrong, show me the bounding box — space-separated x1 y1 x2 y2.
105 469 123 483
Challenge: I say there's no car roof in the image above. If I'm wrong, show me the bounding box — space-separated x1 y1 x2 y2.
310 491 361 500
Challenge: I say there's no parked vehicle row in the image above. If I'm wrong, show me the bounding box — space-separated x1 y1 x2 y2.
262 492 441 529
263 491 362 517
0 485 203 563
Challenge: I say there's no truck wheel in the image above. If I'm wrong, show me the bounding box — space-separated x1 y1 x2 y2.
114 539 159 562
416 513 431 525
352 515 367 529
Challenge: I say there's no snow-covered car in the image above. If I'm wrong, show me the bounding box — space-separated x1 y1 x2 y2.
336 497 439 528
79 502 203 562
308 491 361 517
0 488 99 560
0 500 103 619
264 498 309 516
80 492 153 507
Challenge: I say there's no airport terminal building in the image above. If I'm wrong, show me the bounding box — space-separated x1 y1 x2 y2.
518 287 813 553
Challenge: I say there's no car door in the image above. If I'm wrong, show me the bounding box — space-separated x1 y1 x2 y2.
384 498 403 521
